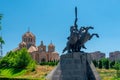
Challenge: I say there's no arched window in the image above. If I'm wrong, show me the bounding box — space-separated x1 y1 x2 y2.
41 58 45 62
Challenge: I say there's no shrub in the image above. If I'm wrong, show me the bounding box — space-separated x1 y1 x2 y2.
93 60 98 67
114 62 120 78
104 59 109 69
110 61 115 69
98 60 102 69
0 48 36 71
40 61 59 66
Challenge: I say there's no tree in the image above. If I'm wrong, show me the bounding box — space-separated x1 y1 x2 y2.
13 48 31 68
110 61 115 69
99 58 110 69
114 62 120 78
0 14 3 30
98 60 102 69
0 14 5 57
0 48 36 71
105 59 109 69
93 60 98 67
102 58 109 69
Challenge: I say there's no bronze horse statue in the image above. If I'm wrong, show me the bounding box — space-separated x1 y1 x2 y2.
62 26 99 53
76 26 99 52
62 7 99 53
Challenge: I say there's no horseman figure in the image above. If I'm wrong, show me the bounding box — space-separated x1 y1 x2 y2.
62 7 99 53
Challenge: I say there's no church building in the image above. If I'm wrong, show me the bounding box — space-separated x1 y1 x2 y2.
18 30 59 63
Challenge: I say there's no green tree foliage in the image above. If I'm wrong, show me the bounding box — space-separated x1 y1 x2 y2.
0 48 36 71
110 61 115 68
102 58 109 69
106 59 109 69
0 37 4 44
114 62 120 78
105 59 109 69
0 14 4 44
40 61 59 66
92 60 98 67
0 14 5 57
0 14 3 30
98 60 102 69
97 58 109 69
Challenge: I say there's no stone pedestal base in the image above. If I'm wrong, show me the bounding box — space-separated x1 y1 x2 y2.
46 52 101 80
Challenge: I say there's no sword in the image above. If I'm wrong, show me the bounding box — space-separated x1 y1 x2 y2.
74 6 78 29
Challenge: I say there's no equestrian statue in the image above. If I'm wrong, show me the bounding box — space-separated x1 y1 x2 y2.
63 7 99 53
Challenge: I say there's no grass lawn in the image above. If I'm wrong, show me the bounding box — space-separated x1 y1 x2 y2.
0 65 120 80
97 68 120 80
0 65 55 80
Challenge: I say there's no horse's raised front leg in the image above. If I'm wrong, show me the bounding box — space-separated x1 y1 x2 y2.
89 33 99 40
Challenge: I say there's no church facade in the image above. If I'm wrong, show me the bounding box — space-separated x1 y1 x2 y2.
18 31 59 63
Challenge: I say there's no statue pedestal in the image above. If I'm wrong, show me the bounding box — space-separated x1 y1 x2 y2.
46 52 101 80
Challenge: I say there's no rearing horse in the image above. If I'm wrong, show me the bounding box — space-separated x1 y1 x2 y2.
76 26 99 52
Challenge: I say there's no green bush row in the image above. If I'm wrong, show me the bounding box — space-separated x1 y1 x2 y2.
40 61 59 66
93 58 120 78
92 58 120 69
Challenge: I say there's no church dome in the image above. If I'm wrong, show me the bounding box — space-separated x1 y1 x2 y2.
23 31 35 38
19 41 26 46
48 43 55 47
22 30 36 49
19 41 27 49
48 42 55 52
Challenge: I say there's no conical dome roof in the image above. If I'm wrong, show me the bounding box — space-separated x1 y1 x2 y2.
23 31 35 38
19 41 26 46
48 42 55 47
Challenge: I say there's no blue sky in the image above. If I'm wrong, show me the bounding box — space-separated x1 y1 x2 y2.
0 0 120 57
